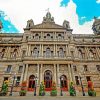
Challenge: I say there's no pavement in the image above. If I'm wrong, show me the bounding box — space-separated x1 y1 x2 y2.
0 91 100 100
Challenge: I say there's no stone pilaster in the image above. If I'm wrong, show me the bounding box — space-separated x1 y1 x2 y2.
66 45 71 58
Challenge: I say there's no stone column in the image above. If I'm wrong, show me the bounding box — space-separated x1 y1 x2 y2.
74 47 79 60
57 64 60 86
7 47 11 58
54 32 56 40
85 47 89 59
24 64 28 81
40 64 43 83
66 45 71 58
70 64 75 84
66 45 69 57
40 44 42 57
55 44 57 57
96 47 100 59
41 44 43 57
37 64 40 85
54 44 55 57
20 64 25 83
68 64 72 82
54 64 57 83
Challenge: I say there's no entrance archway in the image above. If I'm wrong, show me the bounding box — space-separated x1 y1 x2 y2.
28 75 35 91
44 70 52 91
60 75 68 91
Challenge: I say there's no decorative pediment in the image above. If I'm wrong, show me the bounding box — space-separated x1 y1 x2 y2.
33 22 64 29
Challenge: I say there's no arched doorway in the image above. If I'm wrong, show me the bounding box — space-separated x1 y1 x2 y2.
60 75 68 91
44 70 52 91
28 75 35 91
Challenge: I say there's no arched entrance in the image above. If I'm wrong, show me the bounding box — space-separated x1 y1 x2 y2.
60 75 68 91
28 75 35 91
44 70 52 91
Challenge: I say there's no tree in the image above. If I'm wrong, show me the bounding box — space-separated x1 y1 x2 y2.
0 80 8 96
69 82 76 96
19 81 27 96
88 81 96 96
50 82 57 96
39 82 45 96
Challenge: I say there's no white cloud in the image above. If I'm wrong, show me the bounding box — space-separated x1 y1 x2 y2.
0 0 94 34
96 0 100 3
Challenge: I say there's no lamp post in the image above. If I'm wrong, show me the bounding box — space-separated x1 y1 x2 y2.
60 77 63 96
34 76 38 96
79 73 85 96
9 73 16 96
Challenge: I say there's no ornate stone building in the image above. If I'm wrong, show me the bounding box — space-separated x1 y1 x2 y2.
0 12 100 92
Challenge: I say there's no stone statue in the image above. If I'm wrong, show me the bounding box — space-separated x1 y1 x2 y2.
92 17 100 35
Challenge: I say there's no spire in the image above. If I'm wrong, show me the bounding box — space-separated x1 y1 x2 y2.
43 10 55 23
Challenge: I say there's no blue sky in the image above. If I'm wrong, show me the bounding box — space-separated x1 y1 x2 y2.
0 0 100 34
61 0 100 24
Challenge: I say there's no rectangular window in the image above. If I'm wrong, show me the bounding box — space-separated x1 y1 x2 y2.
73 65 77 71
83 65 88 71
86 76 91 81
75 76 80 85
18 66 23 73
96 65 100 71
6 65 12 73
4 77 8 82
16 76 21 86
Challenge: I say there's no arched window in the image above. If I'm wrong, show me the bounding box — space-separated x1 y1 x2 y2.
78 49 83 59
58 34 63 40
33 47 39 57
0 49 5 58
46 47 51 58
35 34 40 40
12 49 17 58
58 48 64 57
46 34 51 40
89 49 94 59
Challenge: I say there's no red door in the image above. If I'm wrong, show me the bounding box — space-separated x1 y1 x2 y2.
60 75 68 91
28 75 35 91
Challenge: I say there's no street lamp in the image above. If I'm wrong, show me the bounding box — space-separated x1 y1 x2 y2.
34 76 38 96
60 76 63 96
79 73 85 96
9 73 16 96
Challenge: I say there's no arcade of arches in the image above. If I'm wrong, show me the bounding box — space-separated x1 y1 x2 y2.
26 64 71 91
